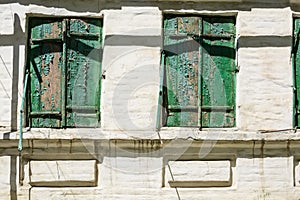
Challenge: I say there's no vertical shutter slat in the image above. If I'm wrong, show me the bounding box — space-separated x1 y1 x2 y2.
29 18 63 127
164 16 201 126
66 18 101 127
201 17 235 127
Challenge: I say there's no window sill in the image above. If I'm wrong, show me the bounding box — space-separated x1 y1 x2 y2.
1 127 300 142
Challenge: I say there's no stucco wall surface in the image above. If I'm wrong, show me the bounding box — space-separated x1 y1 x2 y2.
0 0 299 200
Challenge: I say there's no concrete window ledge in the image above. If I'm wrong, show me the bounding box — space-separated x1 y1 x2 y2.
9 127 300 141
168 180 231 188
2 127 300 142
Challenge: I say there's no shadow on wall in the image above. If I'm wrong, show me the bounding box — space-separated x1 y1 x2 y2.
0 14 24 200
0 0 103 13
0 14 25 132
0 0 298 12
10 156 17 200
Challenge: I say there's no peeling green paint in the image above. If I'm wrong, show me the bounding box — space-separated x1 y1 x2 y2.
164 15 236 127
28 17 102 128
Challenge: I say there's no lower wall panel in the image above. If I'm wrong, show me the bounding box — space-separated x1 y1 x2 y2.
3 140 300 200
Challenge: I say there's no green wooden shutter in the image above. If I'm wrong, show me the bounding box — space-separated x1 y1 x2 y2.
201 17 235 127
164 15 235 127
29 18 63 127
28 18 102 128
164 15 201 126
66 18 102 127
294 18 300 126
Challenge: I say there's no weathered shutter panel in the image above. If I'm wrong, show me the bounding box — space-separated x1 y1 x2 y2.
164 16 235 127
29 18 63 127
294 18 300 126
201 17 235 127
164 16 201 126
66 18 101 127
28 18 102 128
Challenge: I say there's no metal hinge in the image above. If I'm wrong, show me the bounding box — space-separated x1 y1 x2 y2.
30 38 62 45
201 33 234 40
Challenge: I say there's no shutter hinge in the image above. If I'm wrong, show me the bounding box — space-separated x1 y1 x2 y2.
235 65 240 73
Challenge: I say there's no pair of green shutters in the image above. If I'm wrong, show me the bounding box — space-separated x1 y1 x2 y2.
163 16 236 127
28 18 102 127
27 16 235 128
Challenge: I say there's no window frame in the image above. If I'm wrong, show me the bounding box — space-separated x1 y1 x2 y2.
293 17 300 128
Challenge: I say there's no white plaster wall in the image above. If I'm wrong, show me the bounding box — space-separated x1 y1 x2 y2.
0 156 11 200
101 7 161 131
29 160 97 186
100 157 163 189
165 160 231 183
0 47 13 127
0 4 14 35
0 2 295 132
236 8 294 131
236 157 294 199
101 46 161 131
22 154 300 200
237 47 293 131
238 8 292 36
0 1 300 200
103 7 162 36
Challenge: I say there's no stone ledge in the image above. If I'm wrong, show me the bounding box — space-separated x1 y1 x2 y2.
0 127 300 143
168 180 231 187
30 187 102 200
7 128 300 141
